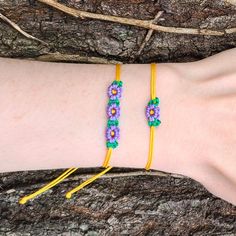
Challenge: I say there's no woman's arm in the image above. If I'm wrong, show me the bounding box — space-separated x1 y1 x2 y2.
0 48 236 205
0 58 175 172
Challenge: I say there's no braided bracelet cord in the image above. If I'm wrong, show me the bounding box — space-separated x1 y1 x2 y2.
145 63 161 170
65 64 123 199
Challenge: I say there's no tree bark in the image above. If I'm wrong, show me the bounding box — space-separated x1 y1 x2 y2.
0 1 236 235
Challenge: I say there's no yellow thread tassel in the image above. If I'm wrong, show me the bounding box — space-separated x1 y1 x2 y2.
65 166 112 199
19 167 78 204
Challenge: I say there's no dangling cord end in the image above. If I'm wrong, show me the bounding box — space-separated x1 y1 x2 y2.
19 196 28 205
65 166 113 199
18 167 78 204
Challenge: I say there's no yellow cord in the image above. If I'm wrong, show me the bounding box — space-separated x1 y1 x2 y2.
151 63 156 100
19 167 78 204
116 64 121 81
103 148 112 168
145 126 155 170
145 63 157 171
65 64 121 199
65 166 112 199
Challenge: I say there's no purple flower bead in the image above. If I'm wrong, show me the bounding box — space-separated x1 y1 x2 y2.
108 83 122 100
106 125 120 143
146 104 160 122
107 103 120 120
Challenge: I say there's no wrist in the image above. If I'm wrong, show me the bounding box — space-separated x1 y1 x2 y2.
110 63 185 174
152 63 187 175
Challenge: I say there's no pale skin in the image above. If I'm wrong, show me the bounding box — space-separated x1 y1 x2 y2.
0 48 235 206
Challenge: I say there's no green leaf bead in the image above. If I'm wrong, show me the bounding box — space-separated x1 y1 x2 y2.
148 119 161 127
152 97 159 105
148 97 159 106
108 99 120 106
112 80 123 87
117 81 123 87
106 141 118 149
107 119 119 127
148 121 152 127
154 119 161 126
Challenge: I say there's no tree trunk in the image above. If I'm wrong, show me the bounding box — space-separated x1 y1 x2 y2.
0 1 236 235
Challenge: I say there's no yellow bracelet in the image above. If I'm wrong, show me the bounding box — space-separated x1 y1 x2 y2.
145 63 161 170
19 65 122 204
65 64 123 199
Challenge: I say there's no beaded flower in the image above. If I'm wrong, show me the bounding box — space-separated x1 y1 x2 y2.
107 103 120 120
108 81 123 100
146 97 161 127
106 125 120 148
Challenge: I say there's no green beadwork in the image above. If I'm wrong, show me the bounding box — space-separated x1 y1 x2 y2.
107 119 119 127
106 141 118 148
148 97 159 106
148 119 161 127
108 99 120 106
112 80 123 87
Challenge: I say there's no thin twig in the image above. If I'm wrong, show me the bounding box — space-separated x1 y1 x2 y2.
17 171 184 190
133 11 164 61
66 170 185 181
0 12 48 46
38 0 235 36
36 52 122 64
13 170 185 194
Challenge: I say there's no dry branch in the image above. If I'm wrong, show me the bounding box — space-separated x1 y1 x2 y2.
38 0 235 36
0 12 48 45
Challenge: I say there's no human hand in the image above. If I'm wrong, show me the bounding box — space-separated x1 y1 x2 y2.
154 48 236 205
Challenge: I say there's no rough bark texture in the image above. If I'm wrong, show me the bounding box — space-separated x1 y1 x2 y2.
0 1 236 235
